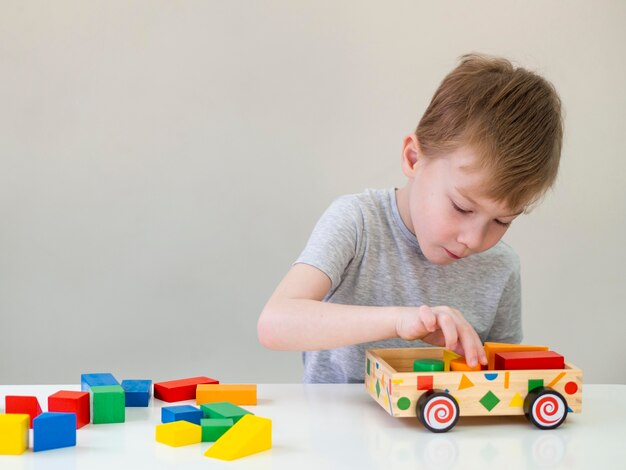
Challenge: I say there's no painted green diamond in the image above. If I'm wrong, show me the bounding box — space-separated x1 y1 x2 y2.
479 391 500 411
375 379 381 398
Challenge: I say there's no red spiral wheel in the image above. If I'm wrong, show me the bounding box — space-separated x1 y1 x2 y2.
417 389 460 433
524 387 568 430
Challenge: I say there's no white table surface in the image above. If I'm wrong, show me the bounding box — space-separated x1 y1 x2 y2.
0 383 624 470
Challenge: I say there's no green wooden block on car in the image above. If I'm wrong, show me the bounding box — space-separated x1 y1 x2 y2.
201 418 234 442
92 385 125 424
200 402 252 423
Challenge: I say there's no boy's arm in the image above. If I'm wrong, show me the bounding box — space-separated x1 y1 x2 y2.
258 263 487 367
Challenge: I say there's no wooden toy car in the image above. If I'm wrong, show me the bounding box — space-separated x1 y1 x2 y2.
365 346 582 432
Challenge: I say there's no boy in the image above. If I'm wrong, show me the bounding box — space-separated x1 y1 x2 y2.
258 54 563 384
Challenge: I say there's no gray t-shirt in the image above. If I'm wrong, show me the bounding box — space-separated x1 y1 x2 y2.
296 188 522 383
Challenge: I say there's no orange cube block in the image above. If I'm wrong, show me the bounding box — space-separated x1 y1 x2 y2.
450 357 482 372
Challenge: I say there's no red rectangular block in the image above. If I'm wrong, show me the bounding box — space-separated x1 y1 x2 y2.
48 391 90 429
154 376 219 403
5 396 43 428
494 351 565 370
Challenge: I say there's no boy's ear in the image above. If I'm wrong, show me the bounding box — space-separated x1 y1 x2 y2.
401 134 421 177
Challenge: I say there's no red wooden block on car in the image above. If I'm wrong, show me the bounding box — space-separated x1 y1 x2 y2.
154 377 219 402
494 351 565 370
48 391 91 429
5 396 43 428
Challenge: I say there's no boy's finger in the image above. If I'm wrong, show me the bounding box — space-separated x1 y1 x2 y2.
461 332 483 368
436 313 458 352
419 305 437 332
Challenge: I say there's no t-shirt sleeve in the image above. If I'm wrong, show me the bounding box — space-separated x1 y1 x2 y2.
486 264 523 344
294 195 363 292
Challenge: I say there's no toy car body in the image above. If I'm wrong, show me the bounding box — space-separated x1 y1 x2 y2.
365 347 582 432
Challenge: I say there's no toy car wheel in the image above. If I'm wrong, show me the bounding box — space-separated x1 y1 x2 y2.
416 389 460 433
524 387 568 430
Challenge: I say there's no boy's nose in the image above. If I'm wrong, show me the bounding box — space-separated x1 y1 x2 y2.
457 224 487 252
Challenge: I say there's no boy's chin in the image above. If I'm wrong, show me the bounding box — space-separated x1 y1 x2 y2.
424 248 458 266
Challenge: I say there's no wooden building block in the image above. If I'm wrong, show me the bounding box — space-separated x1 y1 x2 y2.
0 414 29 455
121 380 152 407
161 405 203 425
201 402 252 423
483 342 549 370
204 414 271 461
33 412 77 452
155 420 202 447
413 359 444 372
450 357 482 372
196 384 257 406
494 351 565 370
201 418 234 442
81 373 119 392
92 385 125 424
154 376 219 403
442 349 462 371
5 395 42 428
48 391 90 429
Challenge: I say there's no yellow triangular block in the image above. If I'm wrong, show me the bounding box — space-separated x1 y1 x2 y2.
509 393 524 408
204 414 271 461
458 374 474 390
443 349 462 371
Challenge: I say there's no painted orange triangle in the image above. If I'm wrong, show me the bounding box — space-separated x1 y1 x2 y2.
458 374 474 390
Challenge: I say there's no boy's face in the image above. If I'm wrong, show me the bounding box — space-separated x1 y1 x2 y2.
398 135 522 265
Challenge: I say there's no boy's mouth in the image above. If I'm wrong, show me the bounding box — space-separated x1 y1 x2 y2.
444 248 462 260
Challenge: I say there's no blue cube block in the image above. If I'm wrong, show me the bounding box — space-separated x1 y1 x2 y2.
33 412 77 452
121 380 152 407
81 373 119 392
161 405 203 425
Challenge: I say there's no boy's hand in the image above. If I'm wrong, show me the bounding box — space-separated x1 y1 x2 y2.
395 305 487 368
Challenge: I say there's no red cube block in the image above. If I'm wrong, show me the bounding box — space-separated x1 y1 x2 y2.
154 376 219 403
494 350 565 370
5 396 43 428
48 391 91 429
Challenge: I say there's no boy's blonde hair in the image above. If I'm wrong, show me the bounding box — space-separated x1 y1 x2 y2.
416 53 563 211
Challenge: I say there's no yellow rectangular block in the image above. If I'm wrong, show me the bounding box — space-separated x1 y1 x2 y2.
0 414 30 455
155 420 201 447
204 414 271 461
196 384 257 406
484 342 549 370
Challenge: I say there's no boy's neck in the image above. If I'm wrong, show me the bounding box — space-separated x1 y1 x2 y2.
395 185 415 235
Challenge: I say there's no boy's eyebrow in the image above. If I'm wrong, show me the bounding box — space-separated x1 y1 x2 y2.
455 187 523 218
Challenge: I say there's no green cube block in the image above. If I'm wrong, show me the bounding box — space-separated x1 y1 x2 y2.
200 402 252 423
92 385 125 424
413 359 444 372
200 418 233 442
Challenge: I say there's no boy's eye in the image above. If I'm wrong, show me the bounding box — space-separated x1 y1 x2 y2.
495 219 512 228
451 201 470 214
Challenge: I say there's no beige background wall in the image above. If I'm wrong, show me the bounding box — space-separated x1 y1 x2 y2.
1 1 624 384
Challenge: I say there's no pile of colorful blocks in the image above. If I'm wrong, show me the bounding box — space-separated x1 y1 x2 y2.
0 373 271 461
153 377 271 460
